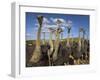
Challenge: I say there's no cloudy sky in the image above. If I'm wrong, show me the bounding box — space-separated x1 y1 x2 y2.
26 12 89 40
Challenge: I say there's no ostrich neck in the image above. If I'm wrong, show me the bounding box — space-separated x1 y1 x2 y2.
78 32 81 51
67 33 70 47
36 25 42 49
49 33 53 48
54 32 60 54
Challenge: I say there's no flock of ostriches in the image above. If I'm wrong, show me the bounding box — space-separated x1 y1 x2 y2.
26 15 89 67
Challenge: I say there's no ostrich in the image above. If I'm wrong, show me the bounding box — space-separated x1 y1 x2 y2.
85 32 89 64
51 27 70 66
52 19 62 62
29 15 43 63
66 20 72 47
51 19 71 65
65 20 75 65
75 27 85 64
81 29 89 64
52 27 64 65
47 28 56 66
80 27 89 64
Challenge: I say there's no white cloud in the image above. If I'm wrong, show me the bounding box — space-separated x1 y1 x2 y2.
35 17 50 28
42 24 57 32
50 18 66 24
41 24 66 33
34 23 39 26
26 33 31 36
34 17 68 34
41 27 50 33
43 17 50 24
46 24 57 28
50 18 73 27
66 20 72 27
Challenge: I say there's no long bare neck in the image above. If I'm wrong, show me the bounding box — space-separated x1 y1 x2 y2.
52 31 60 61
36 16 43 49
36 25 42 49
56 32 60 46
78 32 81 51
54 31 60 53
49 33 53 48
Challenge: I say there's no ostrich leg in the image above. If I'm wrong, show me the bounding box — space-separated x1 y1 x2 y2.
30 16 43 63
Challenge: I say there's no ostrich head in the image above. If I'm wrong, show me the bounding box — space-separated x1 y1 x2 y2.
37 15 43 26
57 27 63 33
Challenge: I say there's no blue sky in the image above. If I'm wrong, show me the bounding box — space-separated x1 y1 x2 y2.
26 12 89 40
